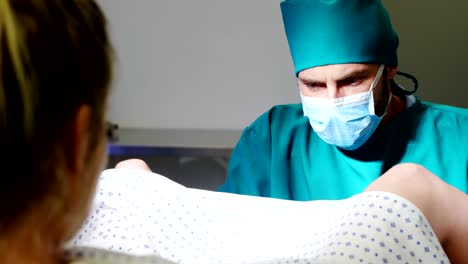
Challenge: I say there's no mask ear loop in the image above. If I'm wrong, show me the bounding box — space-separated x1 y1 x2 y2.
379 91 393 118
368 65 385 115
391 71 419 96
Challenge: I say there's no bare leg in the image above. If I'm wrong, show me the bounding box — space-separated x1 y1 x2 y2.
115 159 152 172
365 163 468 263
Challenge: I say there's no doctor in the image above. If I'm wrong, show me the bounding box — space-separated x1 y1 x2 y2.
219 0 468 199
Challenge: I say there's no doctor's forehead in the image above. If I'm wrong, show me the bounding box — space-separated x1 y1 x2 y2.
298 64 380 82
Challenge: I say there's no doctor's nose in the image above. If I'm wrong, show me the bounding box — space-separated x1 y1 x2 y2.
327 85 341 99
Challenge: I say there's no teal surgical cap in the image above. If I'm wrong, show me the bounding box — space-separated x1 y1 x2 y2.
280 0 399 75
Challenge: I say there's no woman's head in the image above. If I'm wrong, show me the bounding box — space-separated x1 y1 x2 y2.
0 0 112 243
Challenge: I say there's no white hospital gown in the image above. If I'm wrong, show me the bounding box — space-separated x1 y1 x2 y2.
69 169 450 264
64 247 174 264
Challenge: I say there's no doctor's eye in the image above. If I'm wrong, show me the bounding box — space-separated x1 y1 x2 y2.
351 78 362 85
304 81 326 90
339 77 364 88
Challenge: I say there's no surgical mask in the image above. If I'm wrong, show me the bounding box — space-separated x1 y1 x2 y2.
301 64 390 150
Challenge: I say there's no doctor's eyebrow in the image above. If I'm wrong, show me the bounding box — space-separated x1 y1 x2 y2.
299 69 372 85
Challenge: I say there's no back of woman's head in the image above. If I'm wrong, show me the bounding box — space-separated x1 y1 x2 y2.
0 0 112 230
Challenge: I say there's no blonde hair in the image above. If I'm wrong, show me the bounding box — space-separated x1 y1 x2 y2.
0 0 34 135
0 0 112 230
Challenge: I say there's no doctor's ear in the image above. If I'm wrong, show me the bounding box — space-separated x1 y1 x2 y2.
386 66 398 79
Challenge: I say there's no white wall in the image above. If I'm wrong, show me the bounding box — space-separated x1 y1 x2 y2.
99 0 296 130
99 0 468 130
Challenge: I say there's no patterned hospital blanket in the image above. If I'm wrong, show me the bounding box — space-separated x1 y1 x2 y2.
68 169 450 264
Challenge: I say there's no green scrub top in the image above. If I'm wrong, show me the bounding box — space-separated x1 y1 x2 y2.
219 100 468 200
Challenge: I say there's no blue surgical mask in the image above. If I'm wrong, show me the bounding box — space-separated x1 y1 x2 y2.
301 64 389 150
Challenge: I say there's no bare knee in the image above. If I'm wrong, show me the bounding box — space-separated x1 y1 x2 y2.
385 163 433 181
366 163 436 195
368 164 468 263
115 159 152 172
366 163 450 244
366 163 439 212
